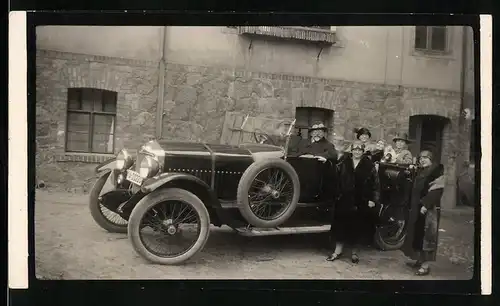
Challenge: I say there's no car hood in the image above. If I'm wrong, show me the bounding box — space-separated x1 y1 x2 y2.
155 140 284 160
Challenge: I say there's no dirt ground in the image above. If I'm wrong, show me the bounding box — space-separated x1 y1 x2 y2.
35 189 475 280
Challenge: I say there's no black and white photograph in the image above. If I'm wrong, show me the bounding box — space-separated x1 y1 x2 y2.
31 24 479 282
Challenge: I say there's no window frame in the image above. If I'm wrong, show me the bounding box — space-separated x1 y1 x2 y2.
414 26 449 54
65 88 118 154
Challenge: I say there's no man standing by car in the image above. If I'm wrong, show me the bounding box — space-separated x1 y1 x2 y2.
299 122 338 162
298 122 339 214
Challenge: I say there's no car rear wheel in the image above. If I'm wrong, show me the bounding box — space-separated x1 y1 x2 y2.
237 158 300 228
373 205 407 250
127 188 210 265
89 173 128 233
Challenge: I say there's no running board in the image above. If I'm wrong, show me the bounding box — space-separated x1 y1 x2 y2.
231 225 331 236
219 201 326 209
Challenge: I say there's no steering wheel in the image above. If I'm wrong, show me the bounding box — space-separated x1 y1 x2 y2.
253 129 275 145
254 121 291 145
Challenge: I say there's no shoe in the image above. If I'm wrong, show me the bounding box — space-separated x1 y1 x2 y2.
405 261 422 269
326 253 342 261
351 254 359 264
415 266 430 276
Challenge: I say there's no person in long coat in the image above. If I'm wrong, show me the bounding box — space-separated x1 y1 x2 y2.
401 150 445 276
326 141 380 264
298 122 339 201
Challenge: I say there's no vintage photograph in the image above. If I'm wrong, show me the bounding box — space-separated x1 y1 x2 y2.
34 25 476 280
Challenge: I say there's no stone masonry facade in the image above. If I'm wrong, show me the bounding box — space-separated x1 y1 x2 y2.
36 50 159 192
36 50 465 207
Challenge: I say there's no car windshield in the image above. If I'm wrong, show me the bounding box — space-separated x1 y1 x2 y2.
238 114 296 147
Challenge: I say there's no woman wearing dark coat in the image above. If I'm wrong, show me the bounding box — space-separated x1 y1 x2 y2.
326 141 381 263
401 150 445 276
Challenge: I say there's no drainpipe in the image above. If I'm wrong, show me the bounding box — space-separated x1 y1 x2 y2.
155 26 167 139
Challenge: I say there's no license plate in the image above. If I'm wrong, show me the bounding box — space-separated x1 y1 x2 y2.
126 170 144 186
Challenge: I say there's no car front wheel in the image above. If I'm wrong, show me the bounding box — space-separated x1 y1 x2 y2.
89 172 128 233
237 158 300 228
127 188 210 265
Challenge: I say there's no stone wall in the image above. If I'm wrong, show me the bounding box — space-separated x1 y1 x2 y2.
36 50 159 192
36 50 465 208
161 63 461 153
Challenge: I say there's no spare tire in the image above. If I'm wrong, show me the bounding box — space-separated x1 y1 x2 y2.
237 158 300 228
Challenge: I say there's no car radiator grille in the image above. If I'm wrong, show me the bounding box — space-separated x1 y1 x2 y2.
135 152 146 173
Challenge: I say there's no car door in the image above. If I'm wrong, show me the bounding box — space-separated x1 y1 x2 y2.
286 156 326 203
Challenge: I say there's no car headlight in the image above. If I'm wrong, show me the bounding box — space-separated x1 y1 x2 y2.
139 156 160 178
116 149 134 170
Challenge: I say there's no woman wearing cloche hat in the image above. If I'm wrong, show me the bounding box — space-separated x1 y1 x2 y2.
346 127 377 156
327 140 380 264
401 150 445 276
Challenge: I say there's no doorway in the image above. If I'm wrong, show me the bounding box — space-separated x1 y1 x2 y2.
295 107 334 139
408 115 449 164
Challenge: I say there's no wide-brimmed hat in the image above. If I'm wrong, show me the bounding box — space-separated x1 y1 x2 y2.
354 127 371 139
392 132 412 143
310 122 328 131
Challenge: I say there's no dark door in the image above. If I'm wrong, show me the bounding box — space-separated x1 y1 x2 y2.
295 107 334 140
409 115 447 164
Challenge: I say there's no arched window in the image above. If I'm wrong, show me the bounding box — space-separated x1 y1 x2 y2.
65 88 117 154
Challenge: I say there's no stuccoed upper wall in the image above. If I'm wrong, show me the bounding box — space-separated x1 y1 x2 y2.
36 26 469 92
36 26 165 61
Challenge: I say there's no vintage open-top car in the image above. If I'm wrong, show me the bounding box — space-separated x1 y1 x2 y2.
90 115 416 265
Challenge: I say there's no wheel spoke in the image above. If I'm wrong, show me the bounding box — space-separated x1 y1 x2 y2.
379 207 407 245
248 167 295 220
139 200 201 258
99 204 127 226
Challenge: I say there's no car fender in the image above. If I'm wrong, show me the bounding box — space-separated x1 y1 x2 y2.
95 158 117 174
141 173 220 209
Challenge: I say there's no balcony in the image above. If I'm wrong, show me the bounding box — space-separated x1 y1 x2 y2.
237 26 337 45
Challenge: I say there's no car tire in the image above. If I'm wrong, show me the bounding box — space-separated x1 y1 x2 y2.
89 172 128 233
237 158 300 228
127 188 210 265
373 206 407 251
374 228 406 251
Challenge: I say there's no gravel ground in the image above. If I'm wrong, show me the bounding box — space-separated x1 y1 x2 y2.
35 189 475 280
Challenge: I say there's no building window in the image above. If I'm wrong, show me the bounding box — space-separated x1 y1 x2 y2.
294 107 334 139
409 115 448 164
65 88 117 154
414 26 448 53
